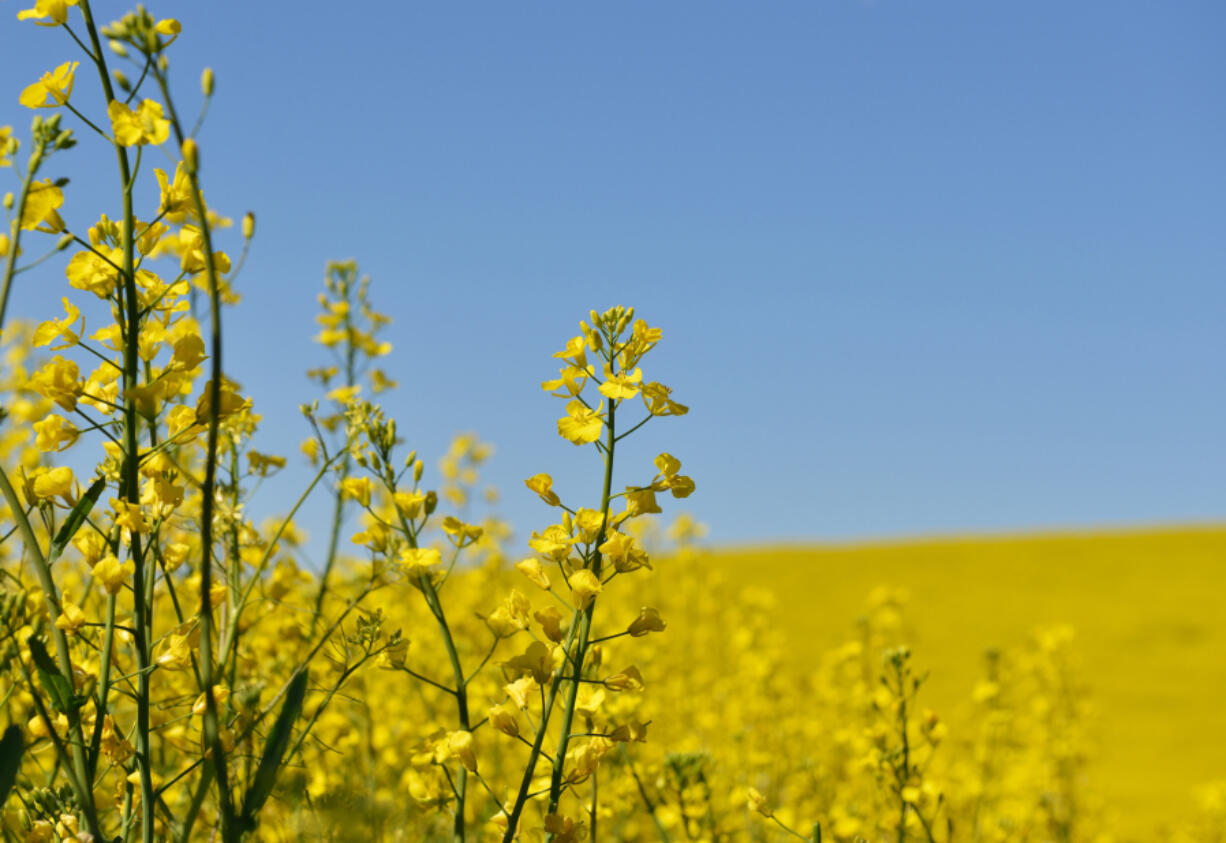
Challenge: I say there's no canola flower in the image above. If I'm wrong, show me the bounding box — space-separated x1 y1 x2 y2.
0 3 1223 842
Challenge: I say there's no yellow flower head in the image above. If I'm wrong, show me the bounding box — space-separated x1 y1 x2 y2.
19 62 78 108
16 0 78 26
557 399 603 445
108 99 170 147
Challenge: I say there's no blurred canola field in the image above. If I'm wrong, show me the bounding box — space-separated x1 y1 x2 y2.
2 2 1224 841
703 526 1226 836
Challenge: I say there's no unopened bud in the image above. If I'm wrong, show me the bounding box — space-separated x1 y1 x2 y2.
241 211 254 239
413 459 424 484
113 70 131 93
109 39 128 57
157 54 169 73
55 234 73 252
201 67 214 97
423 490 437 515
181 138 198 173
3 193 13 211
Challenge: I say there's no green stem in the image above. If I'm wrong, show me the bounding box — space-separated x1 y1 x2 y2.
311 320 356 627
0 138 46 337
152 54 237 841
545 396 616 831
0 467 101 836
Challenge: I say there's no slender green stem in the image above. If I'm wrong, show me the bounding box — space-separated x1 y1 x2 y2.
151 48 237 841
77 5 158 838
545 395 616 832
0 467 101 836
0 137 46 338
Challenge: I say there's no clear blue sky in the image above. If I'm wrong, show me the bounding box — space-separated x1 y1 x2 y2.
3 1 1223 555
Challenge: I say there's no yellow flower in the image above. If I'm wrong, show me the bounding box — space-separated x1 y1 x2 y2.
441 516 483 547
31 465 74 502
504 676 536 709
19 62 78 108
339 476 372 508
54 598 85 635
597 366 642 401
541 365 589 397
170 333 207 370
398 547 441 580
32 297 82 350
442 730 477 773
19 179 64 230
626 606 666 637
568 569 603 610
557 399 603 445
528 524 573 561
641 381 688 416
377 635 408 669
32 414 79 452
326 384 361 403
91 555 132 595
623 486 661 517
16 0 78 25
488 703 519 738
110 498 150 534
603 665 644 692
525 473 561 506
66 247 123 297
191 685 231 717
107 99 170 147
534 606 565 643
155 164 194 222
503 641 556 684
194 379 249 421
653 452 696 498
514 558 551 591
552 336 588 369
747 787 772 818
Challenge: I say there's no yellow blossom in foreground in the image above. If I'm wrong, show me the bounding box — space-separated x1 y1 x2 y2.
627 606 666 637
19 179 64 230
91 555 132 595
107 99 171 146
54 599 85 634
514 557 551 590
16 0 78 25
31 465 74 501
525 472 561 506
19 61 77 108
557 399 603 445
569 568 603 609
32 414 79 452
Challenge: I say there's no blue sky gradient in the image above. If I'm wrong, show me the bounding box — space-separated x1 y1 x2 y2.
2 1 1223 555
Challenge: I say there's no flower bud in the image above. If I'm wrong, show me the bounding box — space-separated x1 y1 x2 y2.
109 40 129 57
242 211 254 239
113 69 131 93
181 138 198 173
55 234 73 252
201 67 215 97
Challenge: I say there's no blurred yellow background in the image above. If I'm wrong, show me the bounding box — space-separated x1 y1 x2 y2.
711 525 1226 831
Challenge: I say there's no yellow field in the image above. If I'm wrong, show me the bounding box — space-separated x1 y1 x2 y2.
707 525 1226 833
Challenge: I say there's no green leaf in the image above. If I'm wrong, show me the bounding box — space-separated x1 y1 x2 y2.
49 476 106 561
26 635 73 714
0 725 23 807
239 670 308 830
